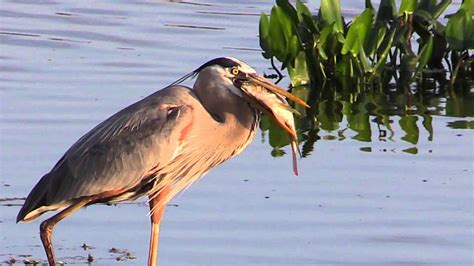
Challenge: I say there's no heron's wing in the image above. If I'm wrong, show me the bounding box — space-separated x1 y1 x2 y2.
17 86 197 222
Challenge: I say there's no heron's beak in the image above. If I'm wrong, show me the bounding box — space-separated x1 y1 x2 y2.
245 74 310 109
235 73 308 176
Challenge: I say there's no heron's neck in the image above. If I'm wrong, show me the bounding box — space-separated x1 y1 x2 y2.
193 78 258 140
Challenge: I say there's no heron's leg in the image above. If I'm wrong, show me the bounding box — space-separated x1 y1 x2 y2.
39 197 91 266
147 186 172 266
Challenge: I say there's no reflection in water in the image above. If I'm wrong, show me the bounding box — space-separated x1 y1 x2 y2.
447 120 474 129
262 80 474 156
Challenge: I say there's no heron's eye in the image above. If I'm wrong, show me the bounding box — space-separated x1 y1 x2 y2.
231 67 240 76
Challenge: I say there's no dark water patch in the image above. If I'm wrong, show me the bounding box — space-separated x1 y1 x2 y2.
0 31 40 38
369 235 467 247
196 11 260 16
98 62 156 69
48 37 91 44
176 1 215 7
30 29 159 47
4 0 58 5
77 69 161 77
0 37 73 49
0 9 123 27
222 46 261 52
0 117 100 125
0 65 32 73
116 47 135 50
0 197 25 207
55 12 73 16
67 7 129 17
164 23 226 31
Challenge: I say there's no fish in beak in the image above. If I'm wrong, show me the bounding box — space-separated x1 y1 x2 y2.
234 73 309 176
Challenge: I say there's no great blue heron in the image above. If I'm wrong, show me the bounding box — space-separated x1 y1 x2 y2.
17 57 308 266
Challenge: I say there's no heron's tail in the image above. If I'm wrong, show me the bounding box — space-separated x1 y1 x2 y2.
17 173 52 223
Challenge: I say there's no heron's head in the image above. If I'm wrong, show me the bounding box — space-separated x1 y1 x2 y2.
190 56 308 132
173 57 308 175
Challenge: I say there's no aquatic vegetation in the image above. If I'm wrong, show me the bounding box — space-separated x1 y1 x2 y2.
259 0 473 87
258 0 473 155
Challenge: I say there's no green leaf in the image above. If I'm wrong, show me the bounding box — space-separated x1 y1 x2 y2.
402 147 418 154
283 35 300 67
373 29 395 75
358 40 373 73
461 0 474 14
432 0 452 19
365 0 374 9
342 8 374 56
415 0 436 13
296 0 318 33
319 0 344 33
271 147 285 157
348 108 372 142
416 0 451 19
392 23 408 46
276 0 299 26
351 50 364 76
422 115 433 141
277 6 295 41
401 53 418 73
336 55 352 78
375 26 387 52
291 84 310 115
365 24 386 56
414 9 436 25
318 100 342 131
287 51 310 86
268 6 288 62
316 25 334 61
446 8 474 51
376 0 396 23
259 13 272 59
296 0 311 21
259 114 271 131
415 34 434 75
399 0 417 15
269 116 291 147
399 116 419 144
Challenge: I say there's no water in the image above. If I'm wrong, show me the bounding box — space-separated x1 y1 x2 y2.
1 0 473 265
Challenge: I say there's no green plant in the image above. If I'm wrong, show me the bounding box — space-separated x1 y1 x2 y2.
259 0 473 89
258 0 473 156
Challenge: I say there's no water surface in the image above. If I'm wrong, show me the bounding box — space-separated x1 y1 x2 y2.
1 0 472 265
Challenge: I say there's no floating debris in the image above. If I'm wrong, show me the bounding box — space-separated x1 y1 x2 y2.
23 258 40 265
81 243 94 250
109 247 136 262
6 257 16 264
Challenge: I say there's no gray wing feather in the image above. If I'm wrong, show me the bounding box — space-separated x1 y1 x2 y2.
18 86 196 221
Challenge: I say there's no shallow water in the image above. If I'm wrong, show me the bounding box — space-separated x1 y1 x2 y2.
1 0 473 265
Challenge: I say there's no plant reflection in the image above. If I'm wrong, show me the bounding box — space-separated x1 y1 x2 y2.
260 80 474 156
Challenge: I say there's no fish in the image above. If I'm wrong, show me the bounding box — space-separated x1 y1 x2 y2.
239 77 306 175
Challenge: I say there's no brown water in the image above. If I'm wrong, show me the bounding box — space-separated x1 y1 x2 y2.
1 0 473 265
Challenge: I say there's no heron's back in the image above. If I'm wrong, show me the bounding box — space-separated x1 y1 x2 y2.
17 84 259 222
17 86 198 222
